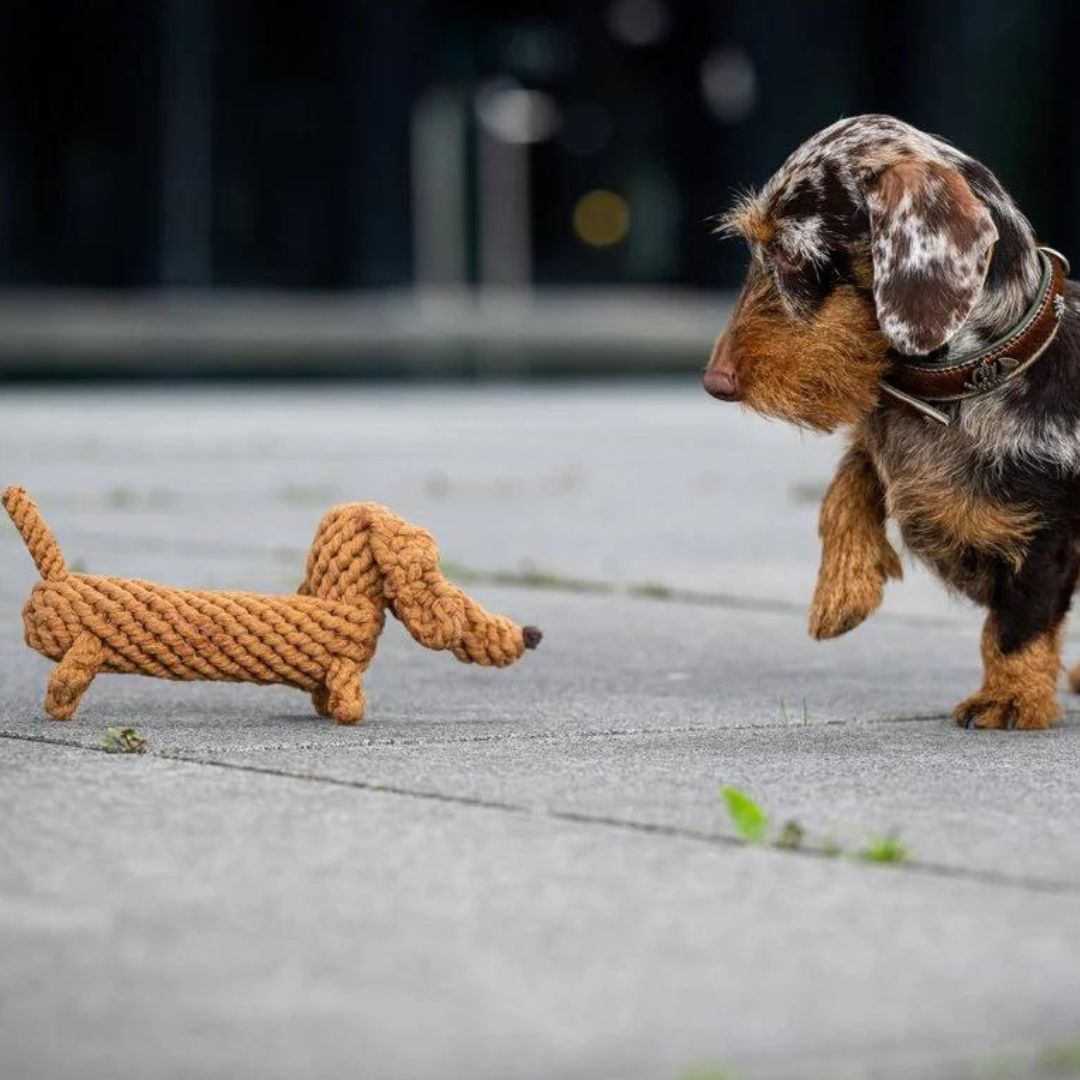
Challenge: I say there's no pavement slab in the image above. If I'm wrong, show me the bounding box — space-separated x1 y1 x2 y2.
4 384 1080 1080
4 739 1080 1080
0 586 984 749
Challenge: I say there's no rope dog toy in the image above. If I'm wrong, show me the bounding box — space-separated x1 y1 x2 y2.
2 486 541 724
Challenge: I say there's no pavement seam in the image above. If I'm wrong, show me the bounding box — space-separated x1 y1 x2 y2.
4 728 1080 899
4 707 1078 754
0 713 951 757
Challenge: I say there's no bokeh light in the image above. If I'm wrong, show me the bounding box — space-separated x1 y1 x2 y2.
700 45 758 123
605 0 670 47
572 190 631 248
475 78 561 144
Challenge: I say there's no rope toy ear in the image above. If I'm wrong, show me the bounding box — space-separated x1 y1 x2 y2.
4 488 541 724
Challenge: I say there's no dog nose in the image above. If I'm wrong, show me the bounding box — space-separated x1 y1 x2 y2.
703 334 739 401
523 626 542 650
703 365 738 400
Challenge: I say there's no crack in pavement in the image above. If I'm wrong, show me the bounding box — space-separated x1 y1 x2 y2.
0 712 951 757
4 728 1080 900
5 707 1077 755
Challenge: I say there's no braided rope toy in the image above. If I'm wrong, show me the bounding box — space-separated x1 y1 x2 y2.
2 486 541 724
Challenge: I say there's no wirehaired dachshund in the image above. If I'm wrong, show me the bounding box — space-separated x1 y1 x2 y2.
704 114 1078 730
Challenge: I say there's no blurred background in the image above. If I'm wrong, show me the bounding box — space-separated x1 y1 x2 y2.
0 0 1077 379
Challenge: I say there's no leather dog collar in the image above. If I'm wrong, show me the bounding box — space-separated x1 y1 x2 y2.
879 246 1069 425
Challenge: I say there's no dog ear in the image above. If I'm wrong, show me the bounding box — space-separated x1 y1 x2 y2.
865 158 998 355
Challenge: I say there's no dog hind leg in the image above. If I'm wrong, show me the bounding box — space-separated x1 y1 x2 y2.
956 529 1077 730
45 631 103 720
956 617 1062 730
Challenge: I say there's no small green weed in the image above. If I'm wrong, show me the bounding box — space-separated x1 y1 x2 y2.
857 832 909 864
779 698 810 724
774 820 805 850
721 786 768 844
101 727 148 754
720 787 909 864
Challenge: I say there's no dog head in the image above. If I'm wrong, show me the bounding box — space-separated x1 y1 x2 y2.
703 114 1032 431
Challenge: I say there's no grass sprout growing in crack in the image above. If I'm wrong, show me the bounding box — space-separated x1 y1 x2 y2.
101 727 148 754
858 832 909 864
720 786 909 863
779 698 810 725
774 820 805 850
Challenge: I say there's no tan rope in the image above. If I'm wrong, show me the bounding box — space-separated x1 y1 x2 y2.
3 487 540 724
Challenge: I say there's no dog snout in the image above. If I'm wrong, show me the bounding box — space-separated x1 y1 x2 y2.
703 336 739 400
703 366 737 400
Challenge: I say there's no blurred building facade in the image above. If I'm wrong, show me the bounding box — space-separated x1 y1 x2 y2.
0 0 1077 294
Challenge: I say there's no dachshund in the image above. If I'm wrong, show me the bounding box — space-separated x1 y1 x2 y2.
703 114 1077 730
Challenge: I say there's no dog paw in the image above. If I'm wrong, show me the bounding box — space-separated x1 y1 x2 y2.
954 690 1060 731
808 565 886 640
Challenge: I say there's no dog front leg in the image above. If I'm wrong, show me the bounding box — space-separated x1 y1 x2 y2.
956 532 1076 731
45 631 103 720
809 445 902 640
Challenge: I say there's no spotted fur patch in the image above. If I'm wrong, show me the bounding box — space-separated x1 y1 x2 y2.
866 158 998 355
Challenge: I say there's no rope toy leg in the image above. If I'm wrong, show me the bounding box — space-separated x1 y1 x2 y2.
323 657 366 725
311 686 332 719
45 631 103 720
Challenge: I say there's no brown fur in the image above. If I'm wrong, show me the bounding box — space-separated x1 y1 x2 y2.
955 617 1063 730
722 198 776 245
713 267 889 431
884 469 1038 572
809 445 903 639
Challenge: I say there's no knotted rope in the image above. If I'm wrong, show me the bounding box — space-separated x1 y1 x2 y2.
3 487 540 724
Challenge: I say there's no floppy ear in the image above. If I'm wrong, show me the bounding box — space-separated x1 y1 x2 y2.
865 158 998 355
368 516 469 649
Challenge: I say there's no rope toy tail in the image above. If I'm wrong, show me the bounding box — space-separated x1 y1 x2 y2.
2 485 68 581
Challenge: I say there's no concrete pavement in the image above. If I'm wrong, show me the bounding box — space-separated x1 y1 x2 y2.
2 382 1079 1080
